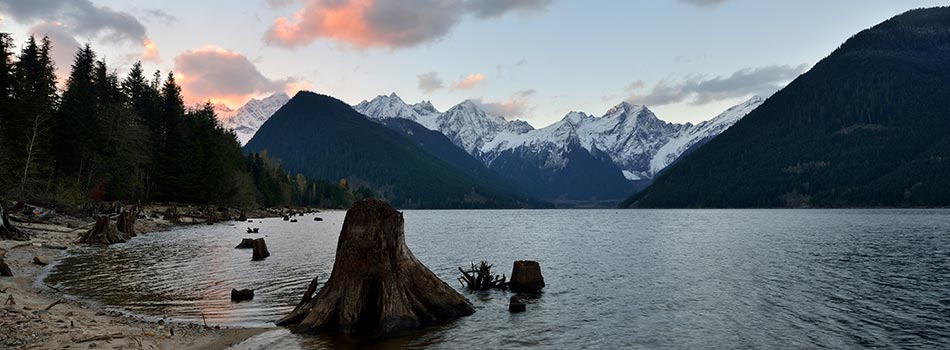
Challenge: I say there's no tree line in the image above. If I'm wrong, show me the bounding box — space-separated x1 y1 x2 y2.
0 33 372 210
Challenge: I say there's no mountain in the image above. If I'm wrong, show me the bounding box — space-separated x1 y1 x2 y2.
244 91 539 209
218 92 290 145
355 93 761 203
626 7 950 208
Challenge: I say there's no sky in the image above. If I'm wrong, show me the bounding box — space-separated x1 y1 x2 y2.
0 0 948 127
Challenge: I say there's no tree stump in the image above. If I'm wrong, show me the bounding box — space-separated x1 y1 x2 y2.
0 258 12 276
235 238 255 249
116 207 136 237
163 207 179 224
276 199 474 335
78 217 130 245
0 204 29 241
231 289 254 302
509 260 545 293
251 238 270 261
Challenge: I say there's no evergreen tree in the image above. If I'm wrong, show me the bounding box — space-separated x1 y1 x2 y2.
55 44 97 186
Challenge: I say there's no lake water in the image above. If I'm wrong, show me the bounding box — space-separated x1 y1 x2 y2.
45 209 950 349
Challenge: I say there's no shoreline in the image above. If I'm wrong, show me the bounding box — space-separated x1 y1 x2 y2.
0 204 292 350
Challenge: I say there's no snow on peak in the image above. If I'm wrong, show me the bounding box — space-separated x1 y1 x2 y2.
219 92 291 146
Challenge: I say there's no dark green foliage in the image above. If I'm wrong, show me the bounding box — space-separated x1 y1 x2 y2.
245 91 540 209
0 34 355 209
626 7 950 208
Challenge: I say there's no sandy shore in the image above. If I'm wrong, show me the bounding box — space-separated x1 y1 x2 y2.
0 208 273 350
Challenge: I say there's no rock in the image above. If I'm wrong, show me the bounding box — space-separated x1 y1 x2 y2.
41 242 67 250
509 260 545 293
251 238 270 261
231 289 254 302
508 295 526 313
235 238 254 249
0 258 12 276
32 256 49 266
276 199 474 335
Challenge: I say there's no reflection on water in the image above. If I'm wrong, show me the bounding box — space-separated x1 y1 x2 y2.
46 209 950 349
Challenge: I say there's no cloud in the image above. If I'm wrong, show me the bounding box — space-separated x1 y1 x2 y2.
0 0 159 61
466 0 553 18
473 89 535 118
144 9 176 25
28 22 81 80
417 72 443 94
677 0 728 6
267 0 297 8
449 73 485 91
265 0 554 49
626 64 808 106
173 46 304 108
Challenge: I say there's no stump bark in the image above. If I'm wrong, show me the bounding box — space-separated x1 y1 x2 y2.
78 217 130 245
0 204 29 241
276 199 474 335
251 238 270 261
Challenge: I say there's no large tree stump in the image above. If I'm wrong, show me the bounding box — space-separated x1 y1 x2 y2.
509 260 545 293
276 199 474 335
116 206 136 237
163 207 179 223
0 204 29 241
78 217 130 245
251 238 270 261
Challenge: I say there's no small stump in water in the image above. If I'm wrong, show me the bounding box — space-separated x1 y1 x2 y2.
509 261 545 293
231 289 254 302
235 238 254 249
508 295 526 313
251 238 270 261
276 199 474 335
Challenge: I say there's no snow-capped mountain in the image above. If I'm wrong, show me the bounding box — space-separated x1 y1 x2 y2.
218 92 290 145
353 92 763 200
355 94 534 155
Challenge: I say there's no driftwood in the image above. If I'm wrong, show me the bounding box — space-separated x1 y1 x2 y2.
251 238 270 261
0 204 29 241
77 217 130 245
276 199 474 335
458 261 507 290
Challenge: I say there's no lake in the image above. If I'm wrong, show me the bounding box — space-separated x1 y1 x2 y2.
44 209 950 349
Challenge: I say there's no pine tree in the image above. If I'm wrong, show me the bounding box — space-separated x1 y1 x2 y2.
55 44 97 187
0 33 16 193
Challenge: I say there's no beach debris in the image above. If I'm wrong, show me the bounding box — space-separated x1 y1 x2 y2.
313 217 323 221
458 261 507 290
246 227 259 233
0 258 12 276
73 333 125 343
251 238 270 261
41 242 67 250
276 199 474 335
43 299 62 311
32 256 49 266
508 295 527 313
230 289 255 302
5 294 14 304
77 217 130 245
235 238 255 249
0 203 29 241
509 261 545 293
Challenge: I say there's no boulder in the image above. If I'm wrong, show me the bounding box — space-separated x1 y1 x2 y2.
33 256 50 266
509 260 545 293
231 289 254 302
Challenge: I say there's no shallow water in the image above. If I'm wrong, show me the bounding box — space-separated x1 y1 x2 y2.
46 209 950 349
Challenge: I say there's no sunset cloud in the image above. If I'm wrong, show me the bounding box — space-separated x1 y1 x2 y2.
472 89 535 118
0 0 160 61
264 0 554 49
626 64 808 106
173 46 304 108
449 73 485 91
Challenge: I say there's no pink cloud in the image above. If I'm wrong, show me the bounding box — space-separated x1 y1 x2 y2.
173 46 305 108
449 73 485 91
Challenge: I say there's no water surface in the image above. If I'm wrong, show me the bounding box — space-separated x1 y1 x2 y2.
46 209 950 349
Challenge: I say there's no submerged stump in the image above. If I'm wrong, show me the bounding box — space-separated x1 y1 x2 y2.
509 260 545 293
276 199 474 335
251 238 270 261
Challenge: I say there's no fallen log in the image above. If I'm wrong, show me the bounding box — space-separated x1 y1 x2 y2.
276 199 474 335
